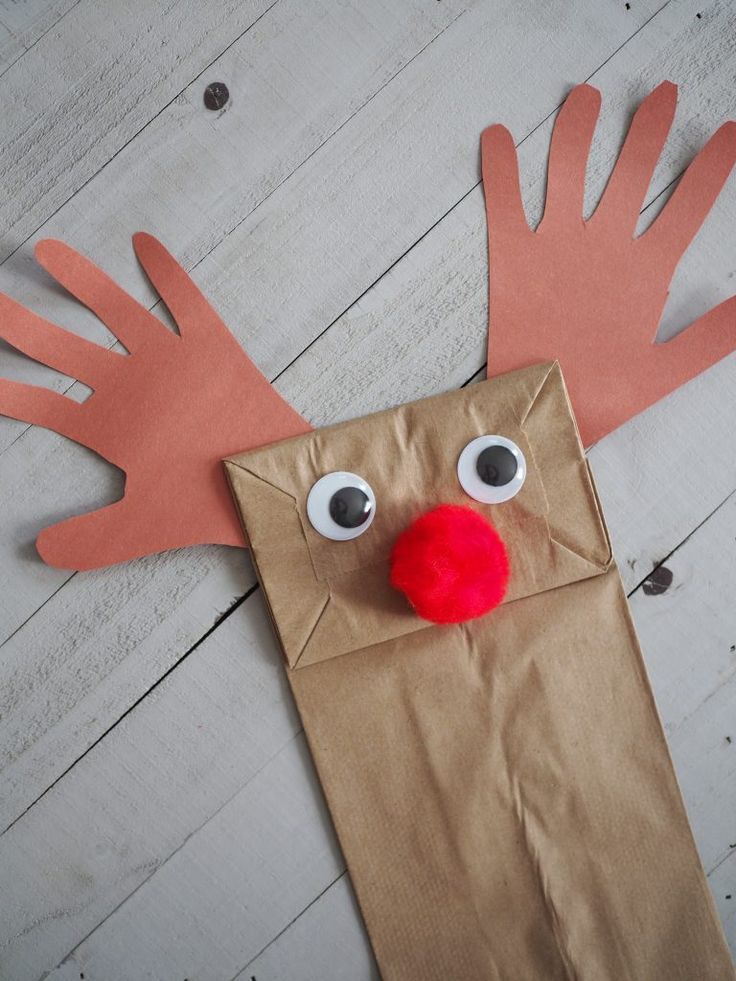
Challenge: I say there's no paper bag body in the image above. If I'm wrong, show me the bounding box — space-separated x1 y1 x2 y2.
225 363 733 981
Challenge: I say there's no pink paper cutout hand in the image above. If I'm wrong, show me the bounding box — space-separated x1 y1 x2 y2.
0 234 311 569
481 81 736 447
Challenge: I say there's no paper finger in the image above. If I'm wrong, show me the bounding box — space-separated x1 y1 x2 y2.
653 294 736 378
481 125 530 241
133 233 232 344
645 121 736 263
0 291 119 386
593 81 677 234
539 83 601 231
35 239 166 354
0 376 97 446
36 498 138 570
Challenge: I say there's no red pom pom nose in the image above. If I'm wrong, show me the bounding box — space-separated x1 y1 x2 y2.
390 504 509 624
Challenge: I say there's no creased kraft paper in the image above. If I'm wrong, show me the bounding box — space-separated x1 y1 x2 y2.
226 362 734 980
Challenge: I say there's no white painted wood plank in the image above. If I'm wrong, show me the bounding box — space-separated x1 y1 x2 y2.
47 875 378 981
0 592 310 978
36 734 343 981
233 875 378 981
0 0 70 33
0 0 278 257
0 19 12 70
17 472 736 981
0 0 78 76
0 544 256 833
0 0 668 831
628 490 736 874
712 856 736 961
630 492 736 739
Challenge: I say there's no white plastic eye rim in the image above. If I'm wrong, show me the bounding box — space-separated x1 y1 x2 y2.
306 471 376 541
457 435 526 504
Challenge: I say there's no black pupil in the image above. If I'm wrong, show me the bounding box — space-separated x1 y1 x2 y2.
329 486 371 528
476 444 517 486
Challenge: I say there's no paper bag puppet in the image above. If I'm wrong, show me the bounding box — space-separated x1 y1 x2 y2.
226 363 732 979
1 83 735 978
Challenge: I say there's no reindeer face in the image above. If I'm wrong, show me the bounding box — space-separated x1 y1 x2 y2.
225 361 611 669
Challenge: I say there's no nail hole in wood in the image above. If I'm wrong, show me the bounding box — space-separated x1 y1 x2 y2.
641 565 673 596
204 82 229 111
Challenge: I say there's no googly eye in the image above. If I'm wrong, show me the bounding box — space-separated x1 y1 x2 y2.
457 435 526 504
307 471 376 541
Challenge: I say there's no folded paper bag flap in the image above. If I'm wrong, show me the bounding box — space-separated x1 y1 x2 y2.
225 362 612 670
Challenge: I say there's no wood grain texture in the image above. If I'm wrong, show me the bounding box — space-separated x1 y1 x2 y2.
0 0 735 977
0 592 306 977
0 0 279 258
0 0 79 76
0 0 467 448
628 489 736 876
235 874 379 981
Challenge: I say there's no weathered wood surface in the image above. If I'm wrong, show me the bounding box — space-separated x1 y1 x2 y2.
0 0 78 75
0 0 734 977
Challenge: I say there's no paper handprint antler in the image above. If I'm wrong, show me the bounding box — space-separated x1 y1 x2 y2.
0 235 310 569
482 81 736 445
0 81 735 569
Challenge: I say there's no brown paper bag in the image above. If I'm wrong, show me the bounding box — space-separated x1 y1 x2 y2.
225 362 733 980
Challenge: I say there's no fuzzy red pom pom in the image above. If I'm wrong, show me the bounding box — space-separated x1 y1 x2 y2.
390 504 509 624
